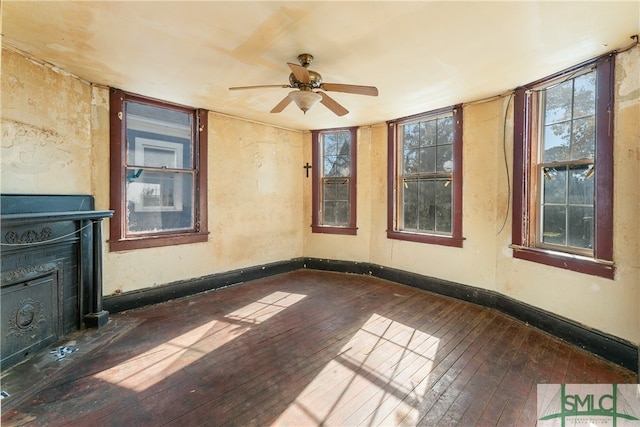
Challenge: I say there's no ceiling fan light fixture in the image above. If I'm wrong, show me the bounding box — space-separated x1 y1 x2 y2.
288 90 322 114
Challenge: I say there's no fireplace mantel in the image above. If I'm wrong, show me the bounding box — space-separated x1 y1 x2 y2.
1 194 113 369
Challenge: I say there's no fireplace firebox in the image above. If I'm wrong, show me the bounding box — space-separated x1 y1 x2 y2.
1 195 113 369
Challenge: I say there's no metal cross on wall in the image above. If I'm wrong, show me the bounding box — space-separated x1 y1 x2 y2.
303 162 312 178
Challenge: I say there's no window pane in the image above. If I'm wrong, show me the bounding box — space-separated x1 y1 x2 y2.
322 180 336 201
336 155 350 176
334 201 350 224
126 169 194 233
435 179 452 233
144 147 176 168
436 144 452 173
422 120 437 146
127 101 191 128
573 71 596 119
323 200 349 226
543 122 570 162
418 146 436 173
417 179 436 231
568 205 594 249
542 166 567 204
568 164 594 205
323 201 339 225
571 116 595 160
544 80 573 124
403 123 420 149
402 179 418 229
542 205 566 246
404 148 419 174
323 133 339 156
334 180 349 200
324 155 350 177
437 116 454 144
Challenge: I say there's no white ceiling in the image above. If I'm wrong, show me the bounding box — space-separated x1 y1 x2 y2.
2 1 639 131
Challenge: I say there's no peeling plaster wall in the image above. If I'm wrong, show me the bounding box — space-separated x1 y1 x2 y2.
304 46 640 345
2 47 92 193
1 47 304 296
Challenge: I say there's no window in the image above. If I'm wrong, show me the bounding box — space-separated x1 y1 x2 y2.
311 128 357 235
387 105 464 247
512 55 614 278
109 89 208 251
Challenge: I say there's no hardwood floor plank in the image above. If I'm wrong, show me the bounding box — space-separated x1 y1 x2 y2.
416 318 519 426
244 293 462 426
356 309 498 426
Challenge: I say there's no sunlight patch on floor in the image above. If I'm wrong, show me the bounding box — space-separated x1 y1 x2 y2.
224 291 306 324
94 291 306 392
274 313 440 426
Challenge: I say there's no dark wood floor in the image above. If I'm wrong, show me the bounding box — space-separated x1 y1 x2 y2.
1 270 636 426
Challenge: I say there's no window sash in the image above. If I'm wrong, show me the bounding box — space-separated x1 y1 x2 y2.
311 128 357 234
321 177 351 226
110 90 208 251
388 106 463 247
399 176 453 235
532 70 597 257
511 55 614 278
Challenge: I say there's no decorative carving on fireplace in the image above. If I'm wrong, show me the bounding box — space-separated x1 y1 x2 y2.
8 298 45 337
0 195 113 370
5 227 52 244
2 262 60 286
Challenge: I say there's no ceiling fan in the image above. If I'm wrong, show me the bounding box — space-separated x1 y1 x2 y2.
229 53 378 116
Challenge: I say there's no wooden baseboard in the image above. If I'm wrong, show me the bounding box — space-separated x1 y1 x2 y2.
103 258 305 313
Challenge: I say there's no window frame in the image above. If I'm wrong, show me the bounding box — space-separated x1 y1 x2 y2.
109 89 208 251
512 55 614 278
387 105 464 247
311 127 357 235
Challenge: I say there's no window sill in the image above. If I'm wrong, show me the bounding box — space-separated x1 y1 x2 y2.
109 231 209 252
387 230 464 248
311 225 357 236
511 245 614 279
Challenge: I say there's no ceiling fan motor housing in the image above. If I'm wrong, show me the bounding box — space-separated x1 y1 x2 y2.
289 70 322 89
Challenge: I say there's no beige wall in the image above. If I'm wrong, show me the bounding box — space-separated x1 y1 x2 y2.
303 46 640 344
2 44 639 345
2 49 93 194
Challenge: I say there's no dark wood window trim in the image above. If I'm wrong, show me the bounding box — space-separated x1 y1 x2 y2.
311 127 357 235
109 89 208 251
511 55 614 279
387 105 464 247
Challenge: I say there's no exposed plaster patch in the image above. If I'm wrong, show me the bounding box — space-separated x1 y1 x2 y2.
618 88 640 109
5 74 24 90
3 119 64 144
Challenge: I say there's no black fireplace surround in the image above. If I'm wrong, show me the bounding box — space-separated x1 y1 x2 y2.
0 194 112 369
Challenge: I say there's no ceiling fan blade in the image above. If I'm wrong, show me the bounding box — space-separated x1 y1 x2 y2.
270 95 293 113
319 92 349 116
287 62 310 84
229 84 290 91
320 83 378 96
